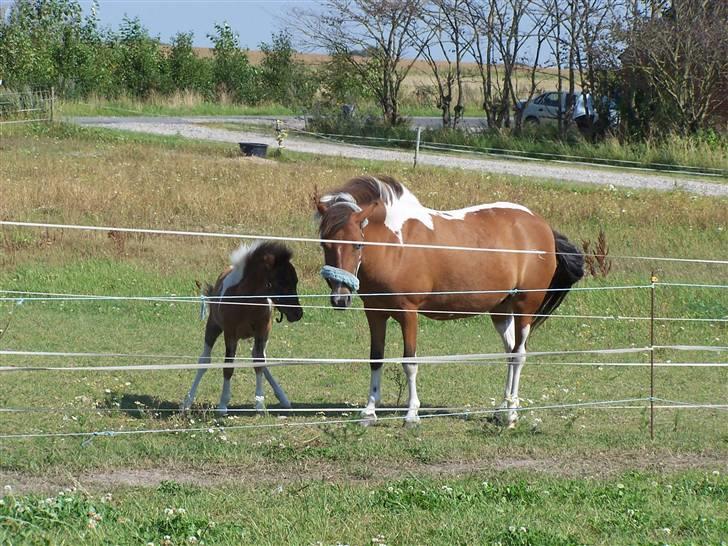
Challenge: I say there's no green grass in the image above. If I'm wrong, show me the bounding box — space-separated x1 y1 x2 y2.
0 123 726 545
59 98 300 118
2 472 726 545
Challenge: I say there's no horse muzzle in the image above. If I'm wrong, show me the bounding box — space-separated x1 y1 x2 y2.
330 285 353 309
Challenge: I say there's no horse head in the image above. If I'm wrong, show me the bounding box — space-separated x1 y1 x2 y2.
315 194 376 309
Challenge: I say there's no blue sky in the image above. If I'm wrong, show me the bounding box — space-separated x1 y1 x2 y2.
80 0 315 49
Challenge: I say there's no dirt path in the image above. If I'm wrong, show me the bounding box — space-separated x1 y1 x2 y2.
3 453 726 494
73 117 728 197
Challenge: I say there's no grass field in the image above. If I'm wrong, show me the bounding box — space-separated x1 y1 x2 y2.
0 123 726 544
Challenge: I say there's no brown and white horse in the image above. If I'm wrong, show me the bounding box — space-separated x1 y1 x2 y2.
315 175 584 427
181 242 303 415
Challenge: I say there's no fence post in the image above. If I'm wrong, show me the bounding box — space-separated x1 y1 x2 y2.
413 126 422 168
50 87 55 123
649 271 657 440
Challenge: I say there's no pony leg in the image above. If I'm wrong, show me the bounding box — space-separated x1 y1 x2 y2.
263 368 291 409
181 319 221 411
217 335 237 415
400 311 421 426
362 311 388 424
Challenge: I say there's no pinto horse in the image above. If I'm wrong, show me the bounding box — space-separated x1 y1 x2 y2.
181 242 303 415
315 175 584 427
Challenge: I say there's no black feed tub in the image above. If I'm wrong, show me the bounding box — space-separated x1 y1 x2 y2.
239 142 269 157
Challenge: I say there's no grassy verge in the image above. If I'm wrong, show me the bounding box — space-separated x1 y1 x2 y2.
59 98 300 118
2 471 726 545
1 122 726 544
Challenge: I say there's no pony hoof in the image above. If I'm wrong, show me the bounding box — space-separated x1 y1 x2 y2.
360 414 377 427
216 407 228 416
404 417 420 428
278 399 292 410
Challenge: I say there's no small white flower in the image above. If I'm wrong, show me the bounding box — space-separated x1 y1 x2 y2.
508 526 516 533
177 507 186 514
104 389 111 394
661 528 671 535
712 470 720 476
164 507 175 516
188 537 198 544
3 485 12 494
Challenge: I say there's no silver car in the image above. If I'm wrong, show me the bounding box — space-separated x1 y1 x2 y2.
517 91 605 126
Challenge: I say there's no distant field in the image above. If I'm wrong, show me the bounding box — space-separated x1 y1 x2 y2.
0 123 726 544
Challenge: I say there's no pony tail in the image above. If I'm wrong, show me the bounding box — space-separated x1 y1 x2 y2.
531 231 585 330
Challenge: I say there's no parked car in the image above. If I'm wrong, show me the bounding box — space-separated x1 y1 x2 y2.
516 91 617 129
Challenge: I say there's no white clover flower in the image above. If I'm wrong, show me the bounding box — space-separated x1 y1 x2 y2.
661 528 671 535
4 485 12 494
188 537 198 544
164 507 175 516
508 526 516 533
177 507 186 514
712 470 720 476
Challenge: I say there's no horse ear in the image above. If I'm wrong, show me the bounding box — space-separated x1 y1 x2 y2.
311 186 327 216
352 202 376 227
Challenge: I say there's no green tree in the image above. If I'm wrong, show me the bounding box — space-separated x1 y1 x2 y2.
168 31 213 96
113 17 166 97
208 22 258 103
259 31 317 107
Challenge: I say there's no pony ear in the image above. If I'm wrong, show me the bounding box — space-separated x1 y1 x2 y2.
262 253 276 270
351 202 376 227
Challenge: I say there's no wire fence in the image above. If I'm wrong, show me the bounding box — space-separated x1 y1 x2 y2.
1 133 726 444
0 88 54 125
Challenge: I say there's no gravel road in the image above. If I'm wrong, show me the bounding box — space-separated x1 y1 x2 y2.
74 116 728 197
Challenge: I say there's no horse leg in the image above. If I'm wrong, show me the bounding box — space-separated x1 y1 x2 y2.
399 310 421 426
217 333 237 415
181 318 222 411
504 312 533 428
361 311 388 425
491 313 515 425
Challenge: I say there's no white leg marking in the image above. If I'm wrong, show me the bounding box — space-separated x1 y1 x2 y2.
506 324 530 428
181 344 212 410
361 366 382 421
254 368 266 412
403 362 421 424
218 377 232 415
493 316 515 417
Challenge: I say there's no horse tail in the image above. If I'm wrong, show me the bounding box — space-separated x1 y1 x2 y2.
531 230 585 330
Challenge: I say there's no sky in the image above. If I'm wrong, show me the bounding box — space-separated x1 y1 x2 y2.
76 0 319 49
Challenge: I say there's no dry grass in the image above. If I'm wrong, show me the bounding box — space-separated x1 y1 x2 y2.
1 124 725 282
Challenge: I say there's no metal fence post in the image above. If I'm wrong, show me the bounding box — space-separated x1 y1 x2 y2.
649 271 657 440
50 87 55 123
413 126 422 168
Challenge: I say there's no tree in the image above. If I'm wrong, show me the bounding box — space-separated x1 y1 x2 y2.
293 0 427 125
619 0 728 134
415 0 474 128
259 31 317 107
168 31 212 96
208 22 259 103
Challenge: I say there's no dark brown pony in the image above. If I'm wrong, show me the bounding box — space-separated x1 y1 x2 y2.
315 175 584 426
181 242 303 414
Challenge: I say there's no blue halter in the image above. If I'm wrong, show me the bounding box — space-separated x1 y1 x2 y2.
320 265 360 292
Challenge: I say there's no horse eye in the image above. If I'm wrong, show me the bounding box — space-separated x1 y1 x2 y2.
354 244 363 251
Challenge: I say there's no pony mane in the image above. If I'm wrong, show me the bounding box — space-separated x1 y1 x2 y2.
318 175 404 238
221 241 292 296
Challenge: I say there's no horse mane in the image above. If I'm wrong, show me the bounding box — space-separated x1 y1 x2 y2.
318 175 404 238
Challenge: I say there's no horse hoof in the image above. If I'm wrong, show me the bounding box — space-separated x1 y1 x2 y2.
404 418 420 428
360 414 377 427
216 407 228 417
279 400 292 410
